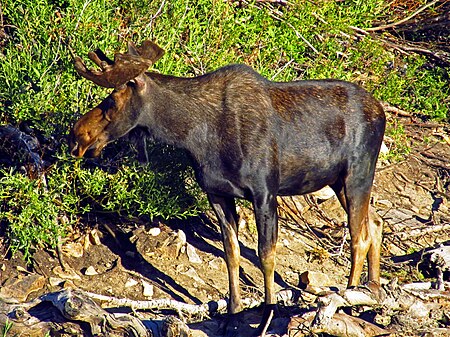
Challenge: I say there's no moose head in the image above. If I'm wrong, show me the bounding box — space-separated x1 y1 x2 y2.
69 41 164 157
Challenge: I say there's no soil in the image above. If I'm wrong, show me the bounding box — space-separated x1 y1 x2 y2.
0 116 449 336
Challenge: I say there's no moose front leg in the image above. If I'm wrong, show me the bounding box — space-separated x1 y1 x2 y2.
253 193 278 335
207 194 243 315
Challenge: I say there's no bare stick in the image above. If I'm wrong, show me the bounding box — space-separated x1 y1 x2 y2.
364 0 440 31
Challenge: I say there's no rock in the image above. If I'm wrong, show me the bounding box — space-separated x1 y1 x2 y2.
49 277 65 287
148 227 161 236
177 230 187 246
208 257 226 271
183 267 205 285
89 229 102 245
53 266 82 280
0 274 45 301
160 230 187 259
311 186 335 201
142 280 154 297
376 199 393 208
125 251 136 258
84 266 98 276
300 270 332 288
125 278 138 288
186 243 202 264
62 242 84 258
161 316 191 337
380 141 389 155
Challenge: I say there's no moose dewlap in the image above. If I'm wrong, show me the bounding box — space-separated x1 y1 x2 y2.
69 40 386 334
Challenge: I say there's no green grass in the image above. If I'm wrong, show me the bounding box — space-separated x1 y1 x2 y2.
0 0 448 260
1 320 13 337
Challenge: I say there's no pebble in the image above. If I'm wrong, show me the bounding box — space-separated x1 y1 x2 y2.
186 243 202 264
84 266 98 276
125 278 138 288
142 280 154 297
148 227 161 236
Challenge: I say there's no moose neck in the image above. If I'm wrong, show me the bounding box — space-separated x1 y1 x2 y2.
139 71 226 152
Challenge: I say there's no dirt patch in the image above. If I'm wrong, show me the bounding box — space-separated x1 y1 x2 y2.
0 117 449 336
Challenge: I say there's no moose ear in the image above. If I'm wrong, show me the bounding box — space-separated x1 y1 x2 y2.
130 73 147 91
127 41 140 56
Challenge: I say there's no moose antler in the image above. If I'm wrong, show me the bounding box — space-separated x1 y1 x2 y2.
74 40 165 88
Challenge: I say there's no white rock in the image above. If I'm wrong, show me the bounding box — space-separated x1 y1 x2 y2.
125 278 138 288
89 229 102 245
49 277 64 286
300 270 332 287
380 141 389 155
183 267 205 285
142 280 154 297
84 266 98 276
53 266 82 280
62 242 84 258
177 230 187 245
148 227 161 236
186 243 202 264
208 257 225 270
311 186 335 200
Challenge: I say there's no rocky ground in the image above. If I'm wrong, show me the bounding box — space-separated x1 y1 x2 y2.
0 115 449 336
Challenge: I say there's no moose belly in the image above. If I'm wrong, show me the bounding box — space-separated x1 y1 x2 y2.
278 160 342 196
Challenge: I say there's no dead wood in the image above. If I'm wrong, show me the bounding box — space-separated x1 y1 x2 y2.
289 311 390 337
363 0 440 32
0 125 44 176
420 246 450 290
0 289 167 337
0 281 449 336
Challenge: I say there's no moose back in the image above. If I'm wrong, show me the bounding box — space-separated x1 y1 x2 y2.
69 40 386 333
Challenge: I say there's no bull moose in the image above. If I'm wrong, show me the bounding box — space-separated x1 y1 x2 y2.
69 40 386 335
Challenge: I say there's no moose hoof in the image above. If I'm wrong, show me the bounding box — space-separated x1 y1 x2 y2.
365 280 386 302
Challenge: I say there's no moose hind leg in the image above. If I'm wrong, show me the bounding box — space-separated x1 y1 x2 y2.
344 177 378 288
367 208 383 285
207 194 242 314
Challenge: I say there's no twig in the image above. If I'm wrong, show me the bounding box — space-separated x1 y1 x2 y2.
391 223 450 240
56 236 70 271
271 59 294 80
74 0 92 32
259 309 273 337
364 0 440 32
382 39 450 66
416 181 450 200
147 0 166 30
349 25 450 67
381 102 413 117
413 154 450 171
265 10 319 55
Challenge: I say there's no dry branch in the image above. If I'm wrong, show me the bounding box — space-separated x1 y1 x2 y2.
363 0 440 31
